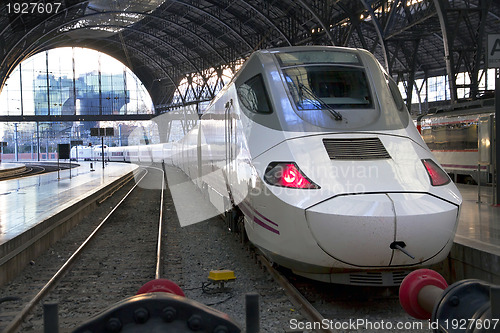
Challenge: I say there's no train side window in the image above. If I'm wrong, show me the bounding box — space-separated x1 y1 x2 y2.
386 75 405 111
237 74 273 114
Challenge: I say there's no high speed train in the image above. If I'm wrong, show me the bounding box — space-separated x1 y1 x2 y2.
72 143 167 162
70 145 108 161
110 46 462 286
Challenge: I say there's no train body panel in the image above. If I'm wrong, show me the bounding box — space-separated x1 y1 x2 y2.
126 146 140 163
109 149 126 162
431 150 480 173
71 145 108 161
70 146 93 161
252 131 460 204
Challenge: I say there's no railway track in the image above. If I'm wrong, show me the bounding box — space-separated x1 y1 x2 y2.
256 254 335 333
0 165 166 332
253 249 432 333
0 166 43 181
0 162 77 181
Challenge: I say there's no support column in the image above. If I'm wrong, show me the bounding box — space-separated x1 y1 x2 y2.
123 67 128 115
72 48 77 115
37 122 40 161
19 63 23 116
14 123 18 162
433 0 457 103
495 68 500 205
98 53 102 115
46 50 51 115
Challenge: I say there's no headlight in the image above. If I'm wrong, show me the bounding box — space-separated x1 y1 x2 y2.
264 162 320 189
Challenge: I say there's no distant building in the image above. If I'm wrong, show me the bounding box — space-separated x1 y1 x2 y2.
34 72 130 117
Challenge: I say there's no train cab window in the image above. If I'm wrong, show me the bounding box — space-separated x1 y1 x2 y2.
237 74 273 114
282 66 373 110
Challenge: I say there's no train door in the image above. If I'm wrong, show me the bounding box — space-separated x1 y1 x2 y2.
197 124 202 183
224 99 238 230
477 115 494 165
478 115 493 185
225 99 237 182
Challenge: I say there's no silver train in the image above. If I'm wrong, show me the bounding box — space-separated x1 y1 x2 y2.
416 102 495 184
109 46 462 286
70 145 108 161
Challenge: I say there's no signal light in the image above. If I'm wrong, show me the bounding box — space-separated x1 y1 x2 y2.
264 162 320 189
422 159 450 186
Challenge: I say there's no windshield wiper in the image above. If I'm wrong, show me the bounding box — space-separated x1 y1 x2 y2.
298 83 342 121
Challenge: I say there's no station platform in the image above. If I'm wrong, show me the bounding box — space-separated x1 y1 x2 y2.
0 163 26 177
444 184 500 284
0 163 25 171
455 184 500 250
0 161 139 286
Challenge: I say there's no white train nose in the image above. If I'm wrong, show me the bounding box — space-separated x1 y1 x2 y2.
305 193 459 267
386 193 459 265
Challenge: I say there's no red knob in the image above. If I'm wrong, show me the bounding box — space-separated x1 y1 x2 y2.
399 269 448 320
137 279 185 297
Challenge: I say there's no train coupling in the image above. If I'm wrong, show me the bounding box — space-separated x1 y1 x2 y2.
399 269 500 332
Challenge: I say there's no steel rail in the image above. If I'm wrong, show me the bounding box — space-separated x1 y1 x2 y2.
257 254 336 333
3 168 149 333
154 163 166 280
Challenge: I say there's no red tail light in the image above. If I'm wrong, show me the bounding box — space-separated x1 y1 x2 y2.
264 162 320 189
422 159 450 186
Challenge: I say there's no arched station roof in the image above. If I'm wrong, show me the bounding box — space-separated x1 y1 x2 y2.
0 0 499 114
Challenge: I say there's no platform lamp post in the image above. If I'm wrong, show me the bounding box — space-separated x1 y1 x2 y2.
495 67 500 206
487 34 500 206
14 123 18 162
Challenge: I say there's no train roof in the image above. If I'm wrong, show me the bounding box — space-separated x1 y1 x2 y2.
259 45 365 54
417 98 495 120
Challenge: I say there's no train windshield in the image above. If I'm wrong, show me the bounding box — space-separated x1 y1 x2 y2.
281 66 373 110
270 50 402 131
276 51 372 112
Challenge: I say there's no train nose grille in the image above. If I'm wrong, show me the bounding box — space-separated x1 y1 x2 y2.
322 138 391 160
348 271 409 286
